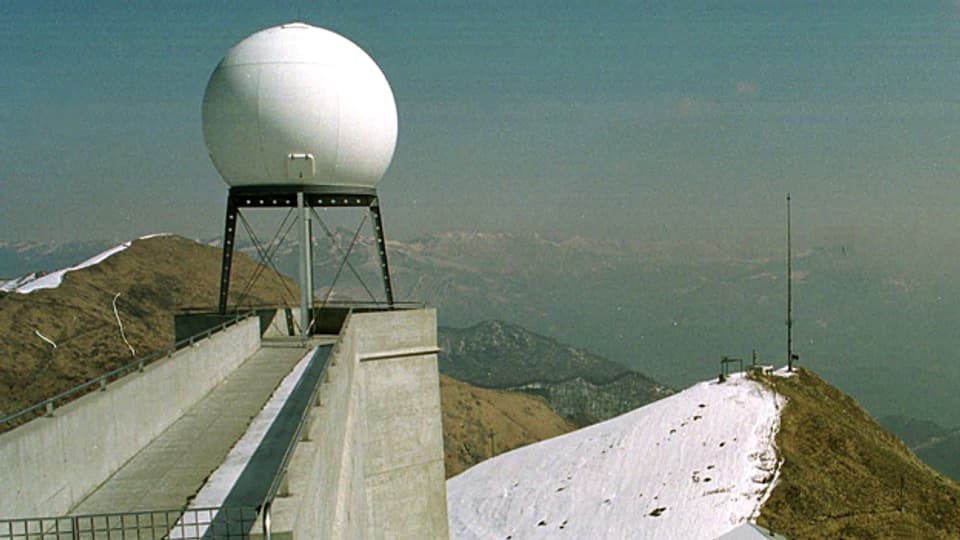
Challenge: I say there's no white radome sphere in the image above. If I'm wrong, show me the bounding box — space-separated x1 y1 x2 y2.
202 22 397 189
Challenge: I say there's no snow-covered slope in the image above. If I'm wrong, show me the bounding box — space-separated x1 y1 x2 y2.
1 243 130 294
447 372 786 540
0 234 170 294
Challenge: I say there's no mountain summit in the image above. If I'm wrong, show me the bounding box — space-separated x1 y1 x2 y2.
448 368 960 539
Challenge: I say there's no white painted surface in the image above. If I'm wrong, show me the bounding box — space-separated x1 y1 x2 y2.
202 22 397 188
447 372 785 540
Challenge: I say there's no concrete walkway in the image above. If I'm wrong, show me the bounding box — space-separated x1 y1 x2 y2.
70 339 317 514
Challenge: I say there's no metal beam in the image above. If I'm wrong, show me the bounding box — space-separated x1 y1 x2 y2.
368 199 395 306
297 191 314 335
218 195 239 314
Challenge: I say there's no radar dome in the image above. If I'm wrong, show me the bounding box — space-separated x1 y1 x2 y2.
202 22 397 189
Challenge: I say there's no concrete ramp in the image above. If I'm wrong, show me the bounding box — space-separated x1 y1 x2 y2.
70 340 319 514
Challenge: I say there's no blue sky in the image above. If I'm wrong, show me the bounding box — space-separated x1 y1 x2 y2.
3 1 960 262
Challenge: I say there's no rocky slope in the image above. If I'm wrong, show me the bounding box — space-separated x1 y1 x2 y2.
757 369 960 539
512 372 674 427
438 320 672 426
439 374 575 478
438 320 630 386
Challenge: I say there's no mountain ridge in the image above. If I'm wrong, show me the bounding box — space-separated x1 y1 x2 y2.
437 319 673 426
448 367 960 539
0 235 297 421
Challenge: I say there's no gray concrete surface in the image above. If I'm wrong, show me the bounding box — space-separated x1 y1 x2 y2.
356 309 448 540
263 308 448 540
3 308 449 540
0 317 261 518
70 340 311 514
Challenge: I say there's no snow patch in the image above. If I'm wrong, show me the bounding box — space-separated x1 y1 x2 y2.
447 372 784 540
1 273 40 293
1 242 132 294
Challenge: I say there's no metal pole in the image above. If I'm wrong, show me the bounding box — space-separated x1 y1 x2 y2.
787 193 793 372
297 192 314 335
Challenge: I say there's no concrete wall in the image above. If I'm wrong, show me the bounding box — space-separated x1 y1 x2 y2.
0 317 261 518
355 310 448 540
265 308 448 539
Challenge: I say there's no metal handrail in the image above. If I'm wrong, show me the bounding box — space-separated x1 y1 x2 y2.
177 300 425 314
0 311 258 429
258 310 352 539
0 505 258 539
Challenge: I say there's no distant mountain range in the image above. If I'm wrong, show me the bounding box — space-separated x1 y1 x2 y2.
5 231 960 443
0 240 115 280
438 320 672 426
879 415 960 483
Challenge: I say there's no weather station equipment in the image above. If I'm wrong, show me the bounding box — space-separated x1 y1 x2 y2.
202 22 399 334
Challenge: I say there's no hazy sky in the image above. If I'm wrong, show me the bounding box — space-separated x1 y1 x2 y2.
3 1 960 259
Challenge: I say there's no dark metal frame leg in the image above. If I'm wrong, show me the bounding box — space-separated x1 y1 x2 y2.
368 200 395 306
218 194 239 314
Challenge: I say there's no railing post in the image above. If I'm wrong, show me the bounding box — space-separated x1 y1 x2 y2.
301 415 312 442
278 470 290 497
72 516 80 540
263 503 272 540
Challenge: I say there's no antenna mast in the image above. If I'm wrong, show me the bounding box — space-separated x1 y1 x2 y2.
786 194 793 372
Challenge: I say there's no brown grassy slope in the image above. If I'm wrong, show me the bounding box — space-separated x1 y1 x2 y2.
440 374 576 478
757 368 960 539
0 235 297 419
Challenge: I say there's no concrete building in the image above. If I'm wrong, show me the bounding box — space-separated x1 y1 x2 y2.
0 307 448 539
